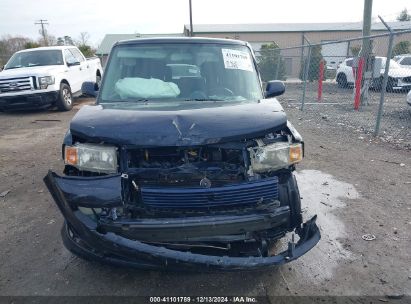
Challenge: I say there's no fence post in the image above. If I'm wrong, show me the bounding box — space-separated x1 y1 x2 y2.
275 52 280 80
300 45 311 111
317 60 324 102
346 40 351 58
354 57 364 110
300 33 305 80
374 16 394 136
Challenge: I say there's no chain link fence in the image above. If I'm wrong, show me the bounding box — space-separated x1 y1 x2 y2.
255 29 411 149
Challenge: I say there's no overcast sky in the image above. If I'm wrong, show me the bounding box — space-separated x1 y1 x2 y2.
1 0 410 46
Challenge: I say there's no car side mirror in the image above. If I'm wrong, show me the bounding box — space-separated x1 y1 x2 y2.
265 80 285 98
67 61 80 67
82 81 99 97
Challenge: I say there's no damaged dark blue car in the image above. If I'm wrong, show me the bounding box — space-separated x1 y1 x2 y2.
44 37 320 271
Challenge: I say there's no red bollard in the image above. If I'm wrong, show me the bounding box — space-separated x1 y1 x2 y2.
354 57 364 110
317 60 324 102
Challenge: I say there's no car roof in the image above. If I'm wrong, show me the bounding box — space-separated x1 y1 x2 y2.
115 37 248 47
16 46 77 53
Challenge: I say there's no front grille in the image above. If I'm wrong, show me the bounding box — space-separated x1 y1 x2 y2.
403 76 411 83
140 177 278 209
0 77 33 93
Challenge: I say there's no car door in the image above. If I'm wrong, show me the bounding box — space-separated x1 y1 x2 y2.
344 59 355 83
70 48 92 83
64 49 82 93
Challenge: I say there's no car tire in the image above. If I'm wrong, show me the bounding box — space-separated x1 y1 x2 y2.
337 73 348 88
386 77 395 93
371 77 383 91
96 73 102 89
56 83 73 111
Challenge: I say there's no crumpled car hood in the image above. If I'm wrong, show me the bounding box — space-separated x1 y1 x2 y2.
69 99 287 146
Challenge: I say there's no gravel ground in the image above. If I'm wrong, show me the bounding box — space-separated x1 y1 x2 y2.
0 97 410 301
279 82 411 150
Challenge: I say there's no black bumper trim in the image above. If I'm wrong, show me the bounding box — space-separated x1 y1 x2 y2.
0 91 59 110
98 207 290 242
44 170 320 271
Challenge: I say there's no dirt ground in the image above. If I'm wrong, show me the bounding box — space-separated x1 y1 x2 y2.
0 97 410 301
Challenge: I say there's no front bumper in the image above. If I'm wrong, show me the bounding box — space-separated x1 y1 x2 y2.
0 91 59 110
44 171 320 271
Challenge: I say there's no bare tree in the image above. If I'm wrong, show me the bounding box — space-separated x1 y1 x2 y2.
47 34 57 46
37 28 57 46
78 32 90 46
0 35 33 65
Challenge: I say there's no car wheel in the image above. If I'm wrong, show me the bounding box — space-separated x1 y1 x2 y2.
96 74 102 88
386 77 395 93
337 73 348 88
372 77 383 91
56 83 73 111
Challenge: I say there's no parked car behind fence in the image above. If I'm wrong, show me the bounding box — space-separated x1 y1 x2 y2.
255 27 411 149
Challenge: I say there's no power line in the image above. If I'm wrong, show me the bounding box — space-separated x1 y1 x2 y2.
35 19 49 45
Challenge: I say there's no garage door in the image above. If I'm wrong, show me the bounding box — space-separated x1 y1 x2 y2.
321 41 349 69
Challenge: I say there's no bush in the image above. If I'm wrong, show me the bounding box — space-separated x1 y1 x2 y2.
299 45 325 81
78 44 95 58
392 41 411 57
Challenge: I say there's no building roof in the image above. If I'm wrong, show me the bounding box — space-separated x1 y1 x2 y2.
115 37 247 47
96 33 183 55
184 21 411 33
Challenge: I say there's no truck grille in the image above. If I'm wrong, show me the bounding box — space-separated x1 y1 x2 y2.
140 177 279 209
403 77 411 83
0 77 33 93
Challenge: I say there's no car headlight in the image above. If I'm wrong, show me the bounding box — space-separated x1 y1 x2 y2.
248 142 303 173
38 76 55 89
64 143 117 173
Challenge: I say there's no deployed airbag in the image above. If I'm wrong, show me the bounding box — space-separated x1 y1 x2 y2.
115 77 180 99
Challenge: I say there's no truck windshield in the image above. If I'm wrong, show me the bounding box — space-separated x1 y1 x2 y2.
5 50 64 69
99 43 263 105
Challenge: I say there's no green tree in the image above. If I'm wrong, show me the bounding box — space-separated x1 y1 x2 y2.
397 8 411 21
256 43 286 82
78 44 95 57
24 41 41 49
392 41 411 56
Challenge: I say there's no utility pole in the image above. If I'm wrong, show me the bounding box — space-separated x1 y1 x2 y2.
360 0 373 105
189 0 193 37
35 19 49 46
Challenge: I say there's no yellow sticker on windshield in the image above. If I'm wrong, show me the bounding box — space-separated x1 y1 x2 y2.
222 49 253 72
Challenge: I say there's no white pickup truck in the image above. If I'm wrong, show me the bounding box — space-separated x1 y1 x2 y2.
0 46 102 111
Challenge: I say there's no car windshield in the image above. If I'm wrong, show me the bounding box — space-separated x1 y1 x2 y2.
5 50 64 69
381 58 401 69
99 42 263 107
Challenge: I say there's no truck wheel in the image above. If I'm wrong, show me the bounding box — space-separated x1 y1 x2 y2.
57 83 73 111
96 74 102 88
